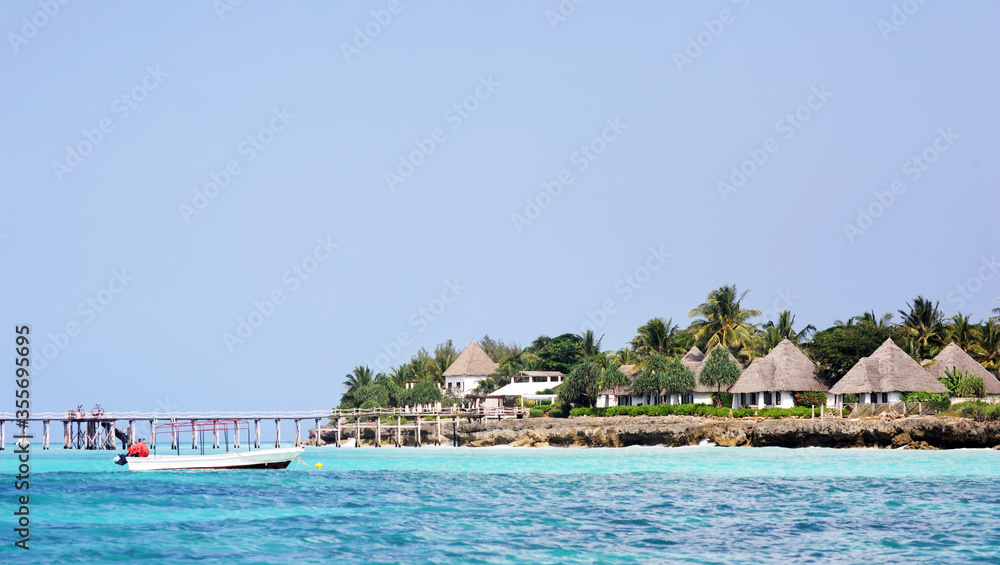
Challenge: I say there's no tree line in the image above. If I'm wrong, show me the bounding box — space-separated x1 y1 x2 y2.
338 285 1000 409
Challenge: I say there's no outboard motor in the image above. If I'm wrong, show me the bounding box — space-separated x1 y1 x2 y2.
113 454 128 466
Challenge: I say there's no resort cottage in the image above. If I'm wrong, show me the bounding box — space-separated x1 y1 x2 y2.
828 338 947 406
443 341 499 397
924 342 1000 400
596 347 742 407
680 346 742 405
482 371 564 409
730 339 827 409
596 365 641 408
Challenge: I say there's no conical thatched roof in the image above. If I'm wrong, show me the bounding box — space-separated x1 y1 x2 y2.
829 338 948 395
442 341 498 377
682 346 742 393
681 346 705 365
730 339 826 393
619 364 640 378
925 343 1000 395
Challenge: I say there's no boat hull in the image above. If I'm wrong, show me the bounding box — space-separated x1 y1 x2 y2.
125 447 305 471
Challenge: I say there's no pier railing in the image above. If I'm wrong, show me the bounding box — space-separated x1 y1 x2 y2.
0 405 526 421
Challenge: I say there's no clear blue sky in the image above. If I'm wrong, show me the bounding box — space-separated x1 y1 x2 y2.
2 1 998 415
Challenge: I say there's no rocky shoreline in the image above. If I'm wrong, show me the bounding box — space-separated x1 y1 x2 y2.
309 415 1000 450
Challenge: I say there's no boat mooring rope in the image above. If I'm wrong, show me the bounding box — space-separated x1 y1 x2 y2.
295 456 323 469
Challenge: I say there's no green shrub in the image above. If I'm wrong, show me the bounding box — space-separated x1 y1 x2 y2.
900 392 952 412
939 368 986 398
955 401 1000 422
756 406 813 419
793 391 827 407
711 392 733 409
529 406 545 418
566 404 816 419
844 394 859 403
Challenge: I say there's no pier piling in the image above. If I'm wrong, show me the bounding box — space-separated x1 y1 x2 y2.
254 419 261 449
294 419 301 446
274 419 281 448
63 421 71 449
42 420 50 450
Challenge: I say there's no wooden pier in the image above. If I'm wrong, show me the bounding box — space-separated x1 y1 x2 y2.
0 406 526 450
313 406 526 447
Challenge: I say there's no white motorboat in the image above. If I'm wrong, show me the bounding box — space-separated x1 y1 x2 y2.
119 446 305 471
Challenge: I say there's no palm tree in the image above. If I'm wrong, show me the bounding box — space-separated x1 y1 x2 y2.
688 285 761 355
631 318 683 357
598 365 629 402
341 365 374 407
754 326 785 357
976 320 1000 373
699 347 742 406
946 313 981 350
762 310 816 343
660 357 696 405
578 329 604 357
631 354 668 405
612 348 638 366
898 296 945 356
835 311 893 328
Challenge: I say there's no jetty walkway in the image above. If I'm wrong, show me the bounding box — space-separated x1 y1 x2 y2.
0 406 526 450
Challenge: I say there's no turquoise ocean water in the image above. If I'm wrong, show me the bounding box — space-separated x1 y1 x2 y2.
2 445 999 564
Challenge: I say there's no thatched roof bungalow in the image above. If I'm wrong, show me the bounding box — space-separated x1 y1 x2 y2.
595 364 639 408
730 339 826 409
925 343 1000 398
828 338 947 405
680 346 742 405
596 349 744 408
442 341 498 397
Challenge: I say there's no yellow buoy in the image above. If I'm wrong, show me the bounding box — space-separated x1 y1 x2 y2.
315 463 323 469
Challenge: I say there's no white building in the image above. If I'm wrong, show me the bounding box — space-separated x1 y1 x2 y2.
730 339 827 409
443 341 499 397
829 338 948 406
482 371 564 409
